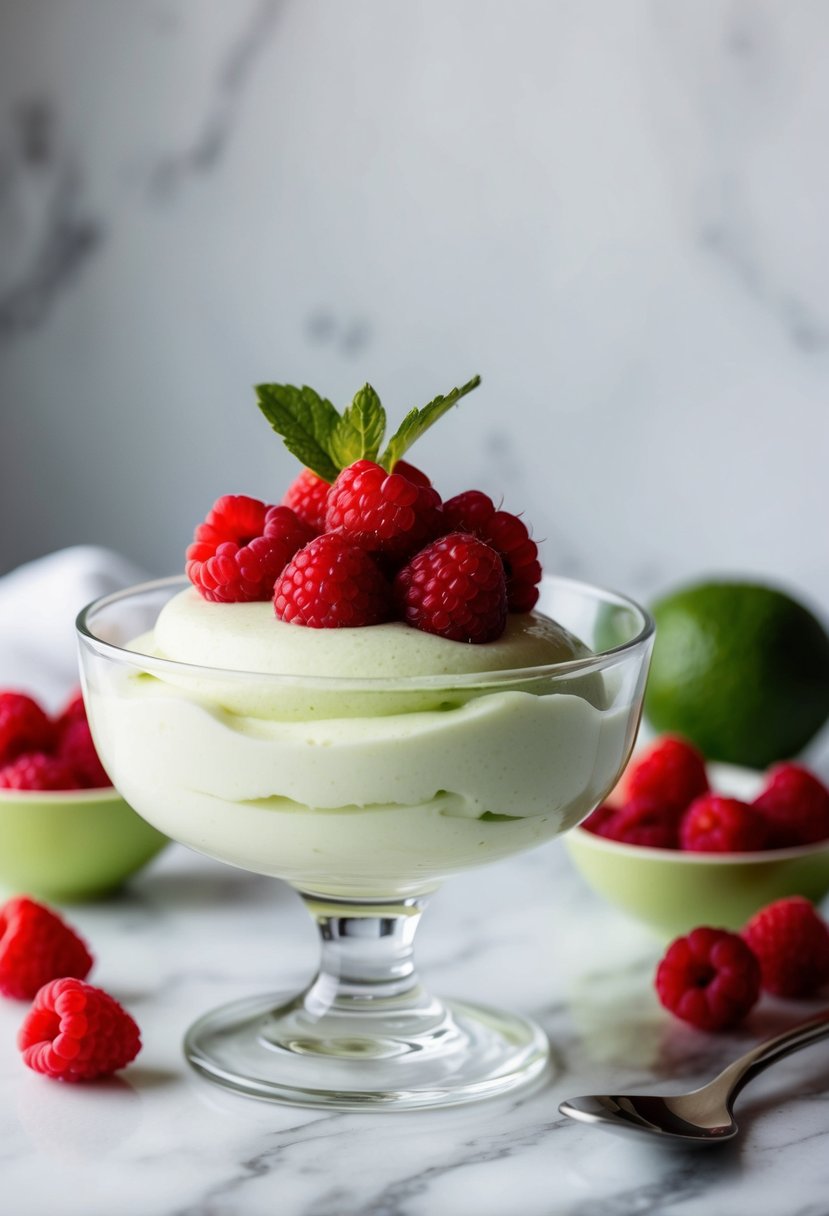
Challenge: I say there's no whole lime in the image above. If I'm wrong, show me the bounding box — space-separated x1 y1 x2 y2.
645 580 829 769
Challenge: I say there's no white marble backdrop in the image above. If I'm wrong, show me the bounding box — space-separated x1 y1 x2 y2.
0 0 827 612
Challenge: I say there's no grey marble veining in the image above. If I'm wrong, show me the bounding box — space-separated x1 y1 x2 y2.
147 0 283 200
2 841 829 1215
0 0 282 340
0 96 103 339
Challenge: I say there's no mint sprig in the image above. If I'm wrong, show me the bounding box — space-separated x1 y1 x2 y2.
255 374 481 482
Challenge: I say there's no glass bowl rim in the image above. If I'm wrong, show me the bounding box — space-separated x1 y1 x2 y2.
76 573 654 690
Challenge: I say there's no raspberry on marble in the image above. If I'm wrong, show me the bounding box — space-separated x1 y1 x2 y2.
655 927 760 1031
18 977 141 1081
0 897 93 1000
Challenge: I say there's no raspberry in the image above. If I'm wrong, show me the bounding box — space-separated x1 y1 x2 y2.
0 898 93 999
680 794 769 853
325 459 443 560
18 977 141 1082
443 491 541 612
584 796 679 848
394 532 507 644
752 764 829 848
281 468 330 532
393 459 432 488
57 718 111 788
443 490 498 534
622 736 709 818
655 927 761 1030
186 496 314 603
0 692 54 767
580 803 619 837
0 752 81 791
281 461 431 537
273 534 393 628
743 896 829 998
55 690 87 733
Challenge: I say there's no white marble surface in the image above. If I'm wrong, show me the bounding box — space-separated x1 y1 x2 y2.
1 0 828 619
3 839 829 1216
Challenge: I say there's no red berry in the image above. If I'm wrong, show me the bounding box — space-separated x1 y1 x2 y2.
743 896 829 998
622 736 709 818
680 794 769 853
18 977 141 1082
325 459 443 560
273 534 393 628
580 803 619 837
752 764 829 848
0 692 54 767
0 898 93 999
0 752 81 791
655 927 761 1030
394 532 507 644
281 468 330 532
587 796 680 848
443 491 541 612
443 490 497 534
393 459 432 488
57 719 111 789
55 690 87 733
186 497 315 603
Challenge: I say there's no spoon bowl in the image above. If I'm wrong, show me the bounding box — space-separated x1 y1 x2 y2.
560 1092 737 1144
560 1010 829 1145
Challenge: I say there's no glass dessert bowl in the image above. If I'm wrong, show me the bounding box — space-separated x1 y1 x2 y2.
77 574 653 1110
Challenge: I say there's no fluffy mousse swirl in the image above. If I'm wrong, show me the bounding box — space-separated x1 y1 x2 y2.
88 590 631 897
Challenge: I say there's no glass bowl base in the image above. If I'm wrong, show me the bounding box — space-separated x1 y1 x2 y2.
183 990 550 1111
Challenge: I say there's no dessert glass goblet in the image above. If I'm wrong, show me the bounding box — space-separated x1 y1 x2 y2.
77 575 653 1110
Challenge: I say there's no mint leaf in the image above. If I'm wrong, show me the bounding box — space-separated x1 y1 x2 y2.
380 375 481 470
255 384 342 482
329 383 386 467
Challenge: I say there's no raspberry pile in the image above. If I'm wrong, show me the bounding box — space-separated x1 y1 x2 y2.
187 375 544 643
0 895 141 1081
188 462 541 644
655 896 829 1030
582 736 829 852
0 690 111 791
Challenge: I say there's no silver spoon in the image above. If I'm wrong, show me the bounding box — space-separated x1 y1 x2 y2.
559 1009 829 1144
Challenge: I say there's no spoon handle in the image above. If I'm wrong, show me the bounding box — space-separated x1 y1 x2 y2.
711 1009 829 1105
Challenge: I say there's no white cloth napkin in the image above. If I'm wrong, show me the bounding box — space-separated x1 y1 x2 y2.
0 546 149 712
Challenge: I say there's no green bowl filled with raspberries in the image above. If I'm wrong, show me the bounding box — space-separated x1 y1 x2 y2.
565 736 829 938
0 690 168 903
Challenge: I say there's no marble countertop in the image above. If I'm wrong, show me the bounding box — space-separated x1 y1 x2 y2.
2 839 829 1216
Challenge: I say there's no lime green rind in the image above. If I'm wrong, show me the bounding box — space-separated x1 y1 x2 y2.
565 826 829 941
0 788 168 903
645 580 829 769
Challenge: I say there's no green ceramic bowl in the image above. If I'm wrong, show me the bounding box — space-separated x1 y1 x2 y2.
564 764 829 939
0 786 169 903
